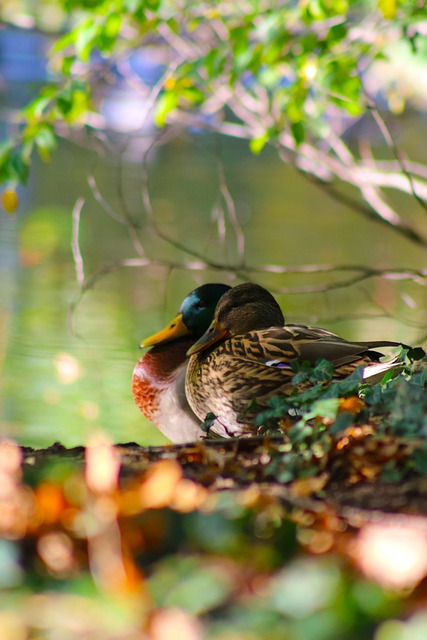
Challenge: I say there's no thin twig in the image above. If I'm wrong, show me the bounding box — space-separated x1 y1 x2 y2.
71 198 85 287
360 78 427 214
88 175 126 224
217 157 246 265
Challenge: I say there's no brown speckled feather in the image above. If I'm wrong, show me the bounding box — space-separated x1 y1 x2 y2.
185 284 401 438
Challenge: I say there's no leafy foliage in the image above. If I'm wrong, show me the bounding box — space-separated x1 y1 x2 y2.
1 0 427 190
249 353 427 482
364 368 427 437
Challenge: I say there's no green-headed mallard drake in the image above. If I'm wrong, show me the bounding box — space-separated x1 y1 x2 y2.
132 283 231 443
186 283 402 437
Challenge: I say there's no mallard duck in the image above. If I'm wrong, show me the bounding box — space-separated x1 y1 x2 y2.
132 283 231 443
186 283 402 437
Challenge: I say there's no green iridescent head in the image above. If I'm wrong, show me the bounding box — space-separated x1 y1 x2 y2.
140 283 231 348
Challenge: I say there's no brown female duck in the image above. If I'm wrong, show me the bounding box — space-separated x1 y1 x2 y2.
185 283 402 437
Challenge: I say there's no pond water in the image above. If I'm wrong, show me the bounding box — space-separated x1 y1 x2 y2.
1 34 427 448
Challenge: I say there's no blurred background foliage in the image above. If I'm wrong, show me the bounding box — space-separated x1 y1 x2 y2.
2 3 427 637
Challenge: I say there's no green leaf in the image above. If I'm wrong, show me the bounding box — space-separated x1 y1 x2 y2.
325 367 363 397
7 149 30 184
61 56 75 76
123 0 142 11
51 30 77 55
146 0 161 10
250 134 269 154
305 0 326 21
154 91 179 127
378 0 396 19
181 87 205 104
32 124 57 162
149 556 232 614
312 359 335 382
105 13 122 39
286 99 305 123
307 397 340 420
23 87 57 122
75 20 99 61
56 94 73 116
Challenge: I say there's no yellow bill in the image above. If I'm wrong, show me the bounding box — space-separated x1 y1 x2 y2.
140 313 191 348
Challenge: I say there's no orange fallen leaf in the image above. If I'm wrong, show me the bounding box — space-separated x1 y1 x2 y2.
339 397 365 414
290 472 329 497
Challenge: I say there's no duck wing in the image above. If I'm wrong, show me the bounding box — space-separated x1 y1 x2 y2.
283 324 401 366
226 325 401 368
